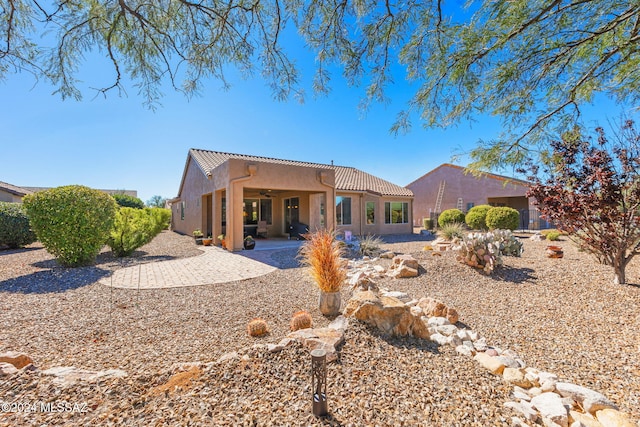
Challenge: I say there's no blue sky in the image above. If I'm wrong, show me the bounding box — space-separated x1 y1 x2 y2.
0 39 634 204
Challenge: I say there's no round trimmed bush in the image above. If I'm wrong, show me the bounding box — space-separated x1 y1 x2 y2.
438 208 465 228
23 185 117 267
486 206 520 231
113 194 145 209
465 205 492 230
0 202 37 248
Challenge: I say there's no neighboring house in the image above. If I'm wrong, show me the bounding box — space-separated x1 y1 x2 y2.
407 163 546 229
0 182 33 203
171 149 414 251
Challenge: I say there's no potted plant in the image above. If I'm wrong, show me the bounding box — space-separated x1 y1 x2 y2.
193 229 204 245
299 228 347 317
244 235 256 250
202 235 213 246
218 234 226 249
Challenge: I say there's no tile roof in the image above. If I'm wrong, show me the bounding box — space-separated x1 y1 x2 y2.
189 149 413 197
0 182 33 197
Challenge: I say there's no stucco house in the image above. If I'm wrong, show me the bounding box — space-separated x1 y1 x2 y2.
170 149 414 251
0 182 34 203
407 163 546 229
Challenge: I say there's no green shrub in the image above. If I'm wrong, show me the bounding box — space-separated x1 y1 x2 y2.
465 205 492 230
23 185 117 267
147 207 171 234
422 218 434 230
438 208 465 228
0 202 37 248
437 222 466 240
486 207 520 231
546 231 561 241
107 207 161 257
113 193 145 209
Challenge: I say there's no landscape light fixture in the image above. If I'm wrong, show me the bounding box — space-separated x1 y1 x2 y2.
311 348 328 417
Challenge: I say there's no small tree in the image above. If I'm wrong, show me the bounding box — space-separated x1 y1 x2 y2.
146 195 168 208
113 194 145 209
525 120 640 285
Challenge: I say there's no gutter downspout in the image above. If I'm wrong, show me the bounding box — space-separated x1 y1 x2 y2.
227 164 257 250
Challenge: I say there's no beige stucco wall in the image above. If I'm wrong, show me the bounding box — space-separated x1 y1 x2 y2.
335 192 413 236
407 165 532 226
173 156 337 251
0 190 23 203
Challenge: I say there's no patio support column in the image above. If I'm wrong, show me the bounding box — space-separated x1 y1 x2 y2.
227 164 257 251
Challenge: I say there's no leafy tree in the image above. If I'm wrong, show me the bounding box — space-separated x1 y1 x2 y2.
525 120 640 285
23 185 117 267
146 195 167 208
2 1 638 167
113 193 145 209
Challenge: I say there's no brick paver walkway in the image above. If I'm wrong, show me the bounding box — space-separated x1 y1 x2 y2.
100 246 277 289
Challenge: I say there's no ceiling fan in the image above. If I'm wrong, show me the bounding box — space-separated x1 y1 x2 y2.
259 191 273 198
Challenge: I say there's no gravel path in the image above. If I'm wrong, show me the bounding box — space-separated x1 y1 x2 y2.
0 231 639 426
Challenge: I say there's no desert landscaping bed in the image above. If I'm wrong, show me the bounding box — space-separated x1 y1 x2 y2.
0 230 639 426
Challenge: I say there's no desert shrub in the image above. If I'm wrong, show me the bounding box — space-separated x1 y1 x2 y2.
492 229 524 257
486 207 519 230
290 310 313 331
437 222 465 241
546 231 561 241
0 202 37 248
107 207 168 257
422 218 433 230
147 207 171 234
299 228 347 293
359 234 383 257
113 193 145 209
247 318 269 337
438 208 465 228
23 185 117 267
465 205 492 230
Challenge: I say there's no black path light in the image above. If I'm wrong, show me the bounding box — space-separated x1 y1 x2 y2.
311 348 328 417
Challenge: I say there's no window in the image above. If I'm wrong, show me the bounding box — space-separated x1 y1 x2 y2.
384 202 409 224
336 196 352 225
180 201 185 220
243 198 272 225
221 198 226 226
466 202 475 211
366 201 375 224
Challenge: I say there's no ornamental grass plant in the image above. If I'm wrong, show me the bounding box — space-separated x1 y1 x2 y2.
299 228 347 293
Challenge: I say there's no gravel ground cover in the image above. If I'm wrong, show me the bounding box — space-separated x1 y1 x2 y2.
0 230 639 426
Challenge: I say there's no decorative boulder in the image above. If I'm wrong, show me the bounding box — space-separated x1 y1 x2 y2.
417 297 459 324
0 351 33 369
344 290 430 339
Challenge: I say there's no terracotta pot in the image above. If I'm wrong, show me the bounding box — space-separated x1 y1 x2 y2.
319 291 341 317
202 238 213 246
546 245 563 258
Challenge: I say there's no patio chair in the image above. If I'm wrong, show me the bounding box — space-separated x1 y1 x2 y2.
256 221 269 238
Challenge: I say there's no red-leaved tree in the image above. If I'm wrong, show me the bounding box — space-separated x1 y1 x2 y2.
525 120 640 285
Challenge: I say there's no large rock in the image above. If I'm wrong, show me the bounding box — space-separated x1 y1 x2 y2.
286 327 344 363
569 411 604 427
504 400 539 423
555 382 618 415
595 409 636 427
503 367 533 388
391 254 419 269
0 351 33 369
417 297 459 324
530 392 569 427
0 362 18 376
344 291 430 339
474 352 506 375
386 255 420 278
42 366 127 386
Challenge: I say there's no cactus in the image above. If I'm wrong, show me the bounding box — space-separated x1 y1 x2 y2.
247 318 269 337
289 310 313 331
493 229 524 257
